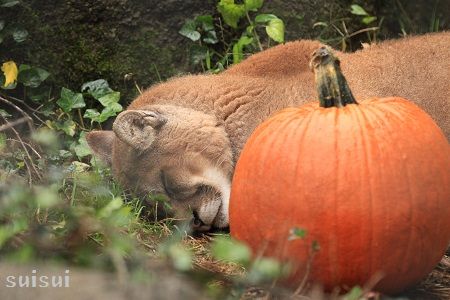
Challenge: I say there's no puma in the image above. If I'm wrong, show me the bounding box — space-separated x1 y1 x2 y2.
87 32 450 231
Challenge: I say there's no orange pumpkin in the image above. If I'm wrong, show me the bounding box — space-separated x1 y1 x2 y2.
229 46 450 294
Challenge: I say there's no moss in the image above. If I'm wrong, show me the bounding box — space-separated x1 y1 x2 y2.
2 0 196 103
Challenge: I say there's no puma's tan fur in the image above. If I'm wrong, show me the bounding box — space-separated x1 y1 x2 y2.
87 32 450 230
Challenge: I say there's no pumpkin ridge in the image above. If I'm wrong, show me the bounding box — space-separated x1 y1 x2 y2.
363 102 406 267
352 105 376 284
331 109 340 285
396 111 416 280
292 112 313 180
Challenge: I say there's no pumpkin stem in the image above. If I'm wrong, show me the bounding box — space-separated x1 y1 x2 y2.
310 46 358 108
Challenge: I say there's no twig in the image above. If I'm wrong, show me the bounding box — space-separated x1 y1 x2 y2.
3 93 47 115
0 96 34 132
0 117 29 132
292 245 318 297
246 11 263 51
134 81 143 94
152 63 162 82
77 108 85 129
6 138 42 158
361 272 384 296
21 154 33 186
346 27 379 39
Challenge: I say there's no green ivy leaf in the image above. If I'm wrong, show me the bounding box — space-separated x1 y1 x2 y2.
266 18 284 43
0 20 5 31
0 0 20 7
254 13 278 23
99 103 122 121
56 87 85 113
81 79 112 100
17 64 50 88
39 102 55 117
110 102 122 113
244 0 263 11
83 109 100 122
350 4 369 16
47 119 77 136
217 0 246 29
27 85 51 103
98 91 120 107
202 30 218 44
179 19 201 42
195 15 214 31
12 28 28 43
362 16 377 24
84 106 121 124
232 35 253 64
245 24 254 35
72 132 91 159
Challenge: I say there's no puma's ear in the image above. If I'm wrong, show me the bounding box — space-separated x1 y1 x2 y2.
112 110 167 151
86 130 115 165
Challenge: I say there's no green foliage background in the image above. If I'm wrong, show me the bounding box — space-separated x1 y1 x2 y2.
2 0 448 104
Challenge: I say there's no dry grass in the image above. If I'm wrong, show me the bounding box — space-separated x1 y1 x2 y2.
185 234 245 276
411 255 450 300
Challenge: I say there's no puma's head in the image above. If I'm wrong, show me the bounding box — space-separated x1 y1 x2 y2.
86 105 233 231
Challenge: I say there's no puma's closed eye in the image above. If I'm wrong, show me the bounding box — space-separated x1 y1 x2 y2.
160 171 207 200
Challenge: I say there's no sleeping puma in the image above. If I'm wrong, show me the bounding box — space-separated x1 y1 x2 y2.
87 32 450 231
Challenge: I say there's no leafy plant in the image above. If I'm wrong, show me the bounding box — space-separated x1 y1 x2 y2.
0 1 28 45
0 157 146 270
350 4 377 25
179 15 220 71
81 80 123 125
179 0 285 71
314 3 382 51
